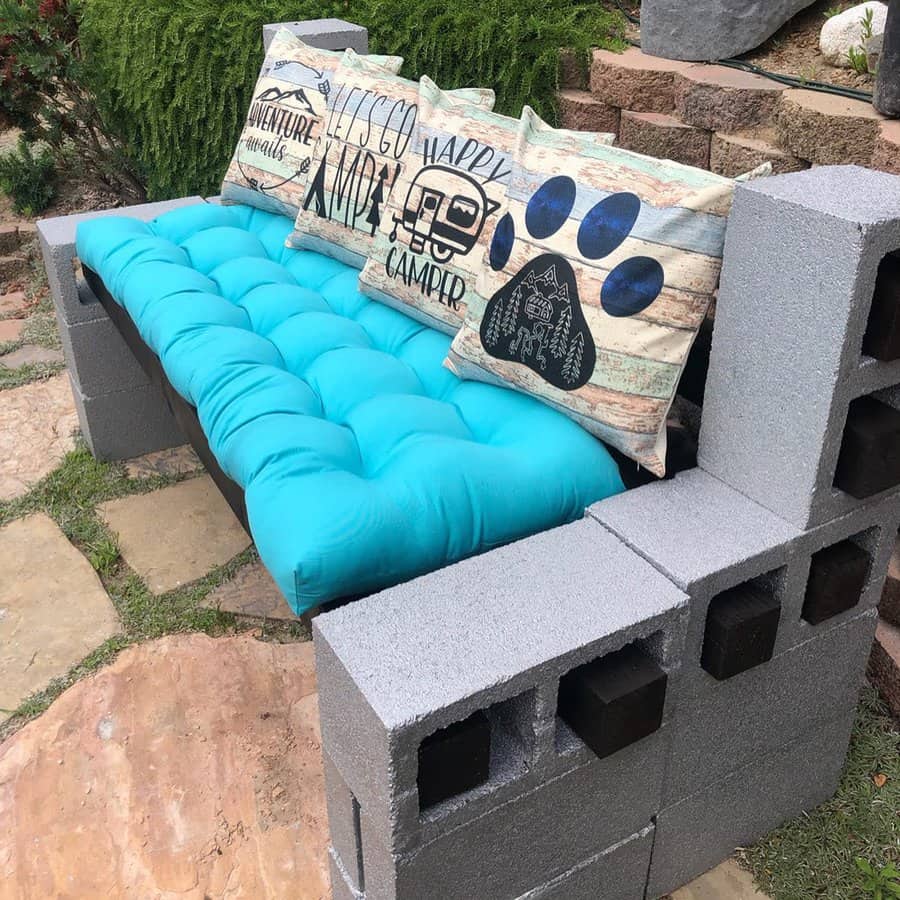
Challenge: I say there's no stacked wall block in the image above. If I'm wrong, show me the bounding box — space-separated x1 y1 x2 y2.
38 198 208 460
314 519 690 900
598 165 900 896
699 165 900 531
261 17 368 52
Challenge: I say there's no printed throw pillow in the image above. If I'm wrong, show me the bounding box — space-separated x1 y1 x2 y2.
359 80 616 334
220 29 403 217
446 106 737 476
286 52 495 268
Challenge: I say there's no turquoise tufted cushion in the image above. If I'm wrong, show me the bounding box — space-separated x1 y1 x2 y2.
76 203 625 613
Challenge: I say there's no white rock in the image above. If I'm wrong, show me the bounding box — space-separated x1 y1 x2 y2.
820 2 888 68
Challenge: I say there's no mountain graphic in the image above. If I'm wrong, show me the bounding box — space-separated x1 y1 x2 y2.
480 253 595 390
255 86 316 114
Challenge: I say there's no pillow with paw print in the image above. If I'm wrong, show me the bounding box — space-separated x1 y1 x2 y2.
220 29 403 217
445 106 737 476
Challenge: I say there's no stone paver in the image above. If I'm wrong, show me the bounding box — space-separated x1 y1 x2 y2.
98 475 251 593
0 318 24 342
0 372 79 501
204 561 301 621
124 444 204 479
0 291 27 316
0 632 328 898
673 859 772 899
0 344 64 368
0 513 120 723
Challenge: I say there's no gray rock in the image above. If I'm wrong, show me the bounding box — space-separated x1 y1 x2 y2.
875 0 900 116
641 0 816 62
868 32 885 73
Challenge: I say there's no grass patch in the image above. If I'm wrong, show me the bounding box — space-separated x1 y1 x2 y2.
0 442 308 742
742 687 900 899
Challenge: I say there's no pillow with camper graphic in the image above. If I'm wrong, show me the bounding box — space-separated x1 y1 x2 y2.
357 77 521 334
445 106 737 477
220 30 403 217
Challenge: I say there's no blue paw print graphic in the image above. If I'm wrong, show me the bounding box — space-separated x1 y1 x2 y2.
482 175 664 390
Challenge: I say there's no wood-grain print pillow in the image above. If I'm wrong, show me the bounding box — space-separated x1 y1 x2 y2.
445 106 737 476
356 77 520 334
286 51 495 268
220 29 403 217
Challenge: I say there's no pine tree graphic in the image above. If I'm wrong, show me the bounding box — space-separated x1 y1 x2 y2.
303 157 328 218
485 296 504 347
501 286 521 336
549 290 572 359
562 331 585 385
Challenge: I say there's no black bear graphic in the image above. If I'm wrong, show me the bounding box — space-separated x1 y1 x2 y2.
480 253 596 390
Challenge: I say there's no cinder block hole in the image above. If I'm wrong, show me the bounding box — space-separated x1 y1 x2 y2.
833 394 900 499
554 637 667 760
417 690 535 816
701 571 782 681
802 530 874 626
862 249 900 361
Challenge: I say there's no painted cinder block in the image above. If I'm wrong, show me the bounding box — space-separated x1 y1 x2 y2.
314 518 689 857
67 373 185 461
59 297 151 396
329 851 364 900
262 18 368 53
697 166 900 530
647 707 856 898
324 754 366 894
663 609 876 804
37 197 205 327
358 740 664 900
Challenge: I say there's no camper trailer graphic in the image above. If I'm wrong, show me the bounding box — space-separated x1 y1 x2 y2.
390 165 501 264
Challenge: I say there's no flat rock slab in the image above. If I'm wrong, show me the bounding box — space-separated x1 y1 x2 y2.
0 513 120 722
0 372 79 501
673 859 771 899
0 318 25 343
868 618 900 719
203 561 301 621
0 632 328 898
0 291 27 316
98 476 251 594
0 344 64 368
124 444 204 479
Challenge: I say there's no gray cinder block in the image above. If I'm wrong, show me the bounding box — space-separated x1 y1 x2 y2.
698 166 900 530
314 518 688 859
262 18 368 53
640 0 814 62
330 851 364 900
520 826 654 900
324 754 366 894
590 467 802 664
647 707 856 898
59 293 151 395
663 608 876 803
356 731 666 899
67 373 184 461
37 196 204 327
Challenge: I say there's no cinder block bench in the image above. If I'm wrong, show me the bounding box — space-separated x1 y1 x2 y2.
37 19 900 899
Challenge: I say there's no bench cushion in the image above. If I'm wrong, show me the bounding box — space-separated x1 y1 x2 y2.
76 202 624 612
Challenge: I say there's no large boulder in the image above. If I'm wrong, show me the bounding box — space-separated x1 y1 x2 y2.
0 632 329 899
641 0 816 62
820 2 888 67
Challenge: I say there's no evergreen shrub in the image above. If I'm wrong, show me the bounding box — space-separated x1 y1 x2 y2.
80 0 625 199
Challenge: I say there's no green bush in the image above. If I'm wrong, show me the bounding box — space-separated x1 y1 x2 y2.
79 0 625 200
0 136 56 215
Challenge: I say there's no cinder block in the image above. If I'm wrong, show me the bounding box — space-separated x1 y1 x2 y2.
663 609 876 803
59 296 151 395
520 826 653 900
314 518 688 856
698 166 900 530
647 707 856 898
324 754 366 893
359 740 663 900
37 197 205 327
67 373 185 461
262 18 368 53
329 851 364 900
